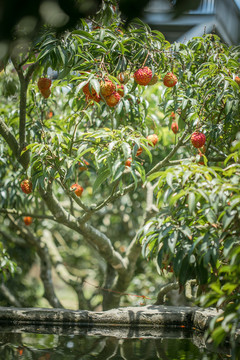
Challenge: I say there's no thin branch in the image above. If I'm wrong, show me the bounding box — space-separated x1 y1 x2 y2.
147 128 189 177
0 229 27 246
0 208 55 220
0 283 22 307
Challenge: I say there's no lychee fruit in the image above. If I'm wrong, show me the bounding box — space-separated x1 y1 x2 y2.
83 82 96 97
163 72 178 87
191 132 206 148
117 72 129 84
40 88 51 99
136 147 143 156
78 159 89 171
20 179 33 194
235 76 240 85
125 158 132 167
100 80 115 98
171 122 179 134
117 84 124 97
105 92 121 107
148 74 159 86
70 183 84 197
134 66 152 86
170 111 176 119
37 78 51 91
147 134 159 147
24 216 33 226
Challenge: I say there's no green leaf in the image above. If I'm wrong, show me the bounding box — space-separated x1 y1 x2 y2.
188 192 196 214
90 79 100 95
93 168 110 193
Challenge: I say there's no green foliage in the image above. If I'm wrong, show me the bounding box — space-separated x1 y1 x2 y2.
0 0 240 347
0 242 17 281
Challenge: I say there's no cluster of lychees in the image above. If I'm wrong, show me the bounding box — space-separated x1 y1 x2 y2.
80 66 178 108
82 78 123 107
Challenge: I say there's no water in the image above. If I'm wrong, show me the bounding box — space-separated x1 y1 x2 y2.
0 326 233 359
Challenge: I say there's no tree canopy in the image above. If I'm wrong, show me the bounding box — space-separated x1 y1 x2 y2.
0 0 240 350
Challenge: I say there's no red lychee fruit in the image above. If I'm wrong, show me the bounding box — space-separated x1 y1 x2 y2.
136 147 143 156
24 216 33 226
78 159 89 171
125 158 132 167
20 179 33 194
37 78 51 91
170 111 176 119
235 76 240 85
134 66 152 86
191 132 206 148
105 92 121 107
46 110 53 119
70 183 83 197
147 134 159 147
148 74 159 86
117 72 129 84
171 122 179 134
117 84 124 97
163 72 178 87
100 80 115 98
40 88 51 98
83 82 96 97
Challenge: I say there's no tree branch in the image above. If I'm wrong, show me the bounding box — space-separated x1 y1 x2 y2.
154 282 179 305
0 117 21 158
38 187 127 274
0 283 22 307
0 208 55 221
147 128 189 177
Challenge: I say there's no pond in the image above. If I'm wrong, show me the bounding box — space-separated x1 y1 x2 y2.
0 326 233 359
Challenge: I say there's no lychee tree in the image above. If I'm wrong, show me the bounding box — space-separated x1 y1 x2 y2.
0 0 240 347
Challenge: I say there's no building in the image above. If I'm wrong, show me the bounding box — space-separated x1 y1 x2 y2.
143 0 240 44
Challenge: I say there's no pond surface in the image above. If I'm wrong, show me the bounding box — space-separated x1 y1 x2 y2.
0 326 233 359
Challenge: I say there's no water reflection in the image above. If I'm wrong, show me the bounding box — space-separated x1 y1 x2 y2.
0 327 235 359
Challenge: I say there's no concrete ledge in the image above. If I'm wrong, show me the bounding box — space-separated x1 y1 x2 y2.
0 305 220 331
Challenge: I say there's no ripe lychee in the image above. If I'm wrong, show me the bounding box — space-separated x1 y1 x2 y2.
134 67 152 86
20 179 33 194
40 88 51 98
105 92 121 107
83 82 96 97
136 147 143 156
24 216 33 226
70 183 83 197
78 159 89 171
191 132 206 148
170 111 176 119
117 72 129 84
125 158 132 167
100 80 115 97
163 72 178 87
148 74 159 86
235 76 240 85
37 78 51 91
171 122 179 134
117 84 124 97
147 134 159 147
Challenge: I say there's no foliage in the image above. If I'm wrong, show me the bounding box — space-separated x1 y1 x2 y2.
0 0 240 348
